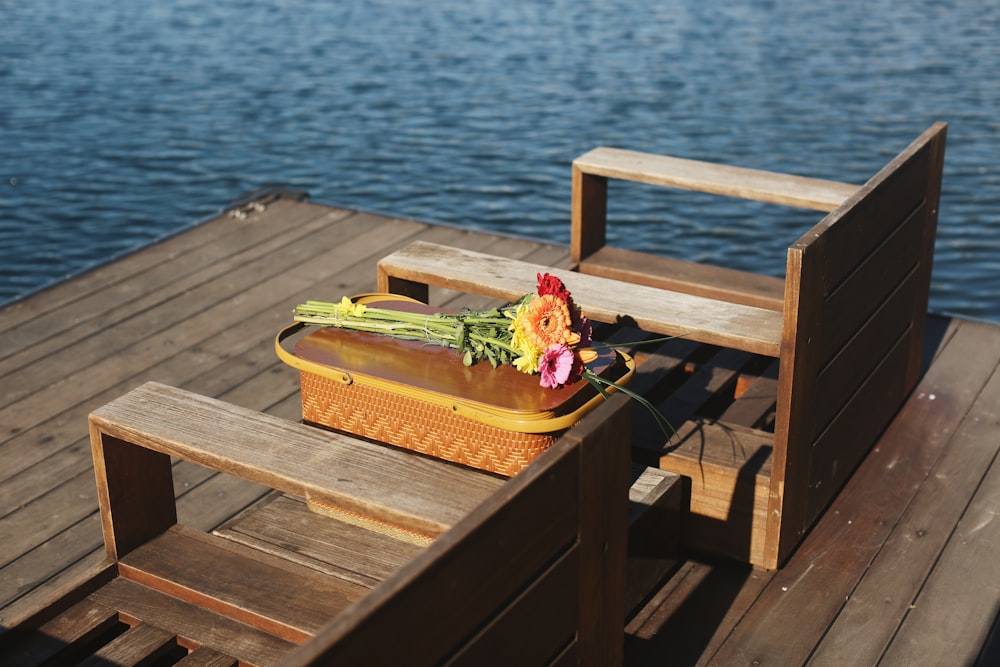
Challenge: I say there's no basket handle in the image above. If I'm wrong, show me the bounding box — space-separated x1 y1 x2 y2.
275 322 354 385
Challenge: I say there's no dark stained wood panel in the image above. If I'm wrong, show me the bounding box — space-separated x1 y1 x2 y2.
818 201 926 362
289 438 583 665
701 316 1000 666
444 548 579 666
812 273 921 433
809 327 1000 664
89 578 297 666
579 246 786 311
805 325 915 522
118 525 368 642
796 134 929 289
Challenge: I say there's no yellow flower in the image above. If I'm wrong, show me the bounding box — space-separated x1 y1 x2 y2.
513 348 541 374
509 303 543 374
337 296 366 317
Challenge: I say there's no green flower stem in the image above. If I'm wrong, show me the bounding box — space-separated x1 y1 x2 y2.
583 370 678 443
292 301 522 364
587 333 690 351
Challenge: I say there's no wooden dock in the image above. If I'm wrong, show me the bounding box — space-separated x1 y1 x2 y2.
2 195 998 665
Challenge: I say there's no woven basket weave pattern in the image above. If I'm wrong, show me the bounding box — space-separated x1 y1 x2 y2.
300 371 558 477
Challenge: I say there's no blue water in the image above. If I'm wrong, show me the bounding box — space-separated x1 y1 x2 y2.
2 0 999 321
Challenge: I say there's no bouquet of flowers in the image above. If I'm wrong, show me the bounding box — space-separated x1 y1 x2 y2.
293 273 591 388
292 273 674 436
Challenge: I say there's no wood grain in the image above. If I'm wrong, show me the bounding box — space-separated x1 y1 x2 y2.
706 317 1000 666
81 621 179 667
287 394 631 666
0 594 120 667
573 147 858 212
810 324 1000 665
90 578 296 666
118 525 366 642
579 246 785 311
90 382 503 538
378 241 784 356
287 438 582 665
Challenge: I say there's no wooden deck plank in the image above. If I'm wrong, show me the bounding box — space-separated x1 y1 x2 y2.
0 197 310 336
874 364 1000 666
0 213 419 484
1 198 999 665
1 214 551 488
0 215 430 516
6 219 565 488
625 558 773 665
809 346 1000 665
119 525 368 642
88 578 297 667
0 200 344 378
0 462 270 611
215 493 426 589
0 217 474 530
700 317 1000 666
5 228 549 483
174 646 240 667
0 212 424 439
0 594 121 667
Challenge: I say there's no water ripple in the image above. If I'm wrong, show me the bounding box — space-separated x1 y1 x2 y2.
1 0 998 321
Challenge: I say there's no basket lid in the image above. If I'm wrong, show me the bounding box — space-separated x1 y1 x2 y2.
276 296 634 432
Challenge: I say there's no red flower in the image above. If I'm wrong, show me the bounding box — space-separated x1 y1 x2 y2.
536 272 571 303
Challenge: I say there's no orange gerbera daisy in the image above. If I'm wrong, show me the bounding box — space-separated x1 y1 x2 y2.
522 294 580 351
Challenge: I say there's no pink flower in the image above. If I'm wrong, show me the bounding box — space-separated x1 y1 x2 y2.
539 344 577 389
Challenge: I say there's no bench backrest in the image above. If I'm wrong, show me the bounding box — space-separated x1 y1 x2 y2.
287 392 632 666
769 122 947 565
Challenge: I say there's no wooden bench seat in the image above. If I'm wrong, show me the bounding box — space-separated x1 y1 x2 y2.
377 241 784 357
2 381 681 665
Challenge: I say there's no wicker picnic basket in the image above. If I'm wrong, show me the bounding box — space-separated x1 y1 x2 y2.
276 295 634 477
